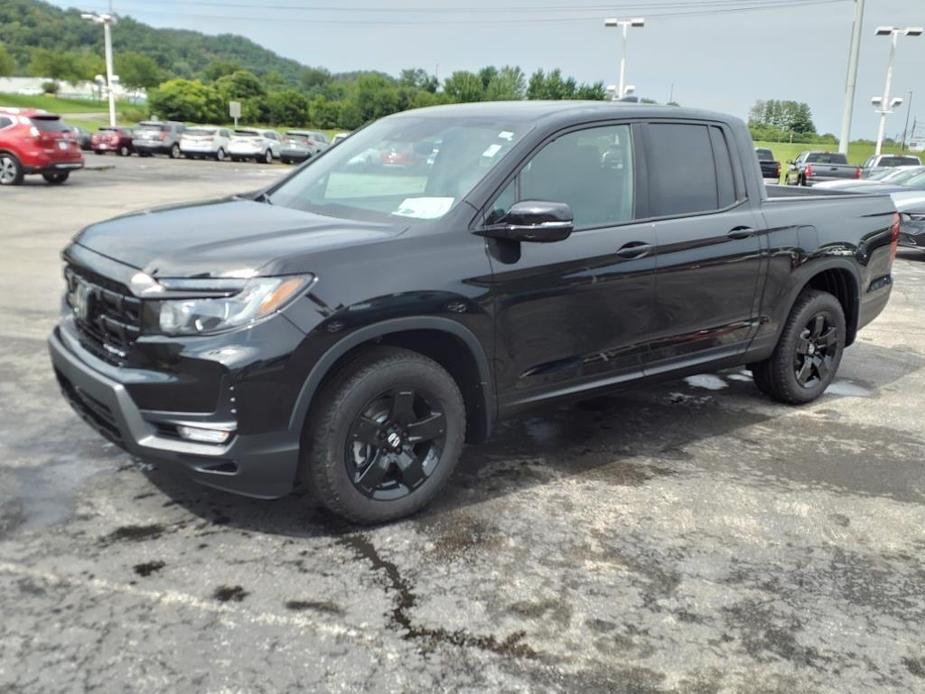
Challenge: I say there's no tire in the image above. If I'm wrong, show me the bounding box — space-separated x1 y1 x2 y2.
263 149 273 164
170 143 181 159
42 171 69 185
215 148 226 162
119 145 131 157
303 346 466 524
231 156 241 163
751 289 845 404
0 152 24 185
94 150 104 155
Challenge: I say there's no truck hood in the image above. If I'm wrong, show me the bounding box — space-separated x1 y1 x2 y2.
73 198 405 278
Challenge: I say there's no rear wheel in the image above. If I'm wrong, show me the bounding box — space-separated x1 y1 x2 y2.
42 171 69 185
262 149 273 164
751 289 845 404
119 145 131 157
170 143 181 159
303 346 465 524
215 148 226 162
231 156 241 163
0 153 23 185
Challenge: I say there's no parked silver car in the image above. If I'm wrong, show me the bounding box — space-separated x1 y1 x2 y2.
280 130 329 164
133 121 186 158
180 126 233 161
860 153 922 178
228 128 281 164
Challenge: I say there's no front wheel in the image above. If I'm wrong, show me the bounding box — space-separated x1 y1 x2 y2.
302 346 466 524
215 148 226 162
42 171 69 185
751 289 846 404
119 145 131 157
170 143 181 159
262 149 273 164
0 153 24 185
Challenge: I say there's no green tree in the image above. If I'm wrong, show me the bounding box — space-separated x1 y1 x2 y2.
354 73 400 121
478 65 498 91
203 60 241 82
442 70 483 103
485 65 525 101
116 51 165 91
148 79 223 122
576 82 607 100
28 48 90 85
308 95 340 128
266 89 309 126
214 69 266 102
300 66 332 92
0 43 15 77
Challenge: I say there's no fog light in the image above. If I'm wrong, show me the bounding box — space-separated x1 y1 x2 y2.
177 425 232 444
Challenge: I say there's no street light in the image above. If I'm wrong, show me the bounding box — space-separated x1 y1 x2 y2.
81 11 118 127
604 17 645 100
872 25 923 155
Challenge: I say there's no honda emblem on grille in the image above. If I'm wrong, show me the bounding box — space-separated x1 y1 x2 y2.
71 279 93 321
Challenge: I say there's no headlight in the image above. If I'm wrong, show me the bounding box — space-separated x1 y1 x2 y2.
158 275 312 335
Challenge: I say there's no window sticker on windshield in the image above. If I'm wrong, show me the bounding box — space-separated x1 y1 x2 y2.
393 197 455 219
482 143 503 158
498 131 514 141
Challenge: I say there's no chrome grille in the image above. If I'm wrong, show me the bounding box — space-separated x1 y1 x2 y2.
64 265 142 364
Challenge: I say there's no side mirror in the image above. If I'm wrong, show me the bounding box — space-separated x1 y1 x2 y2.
476 200 574 243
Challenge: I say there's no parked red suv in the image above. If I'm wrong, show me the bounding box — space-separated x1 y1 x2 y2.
91 127 134 157
0 108 84 186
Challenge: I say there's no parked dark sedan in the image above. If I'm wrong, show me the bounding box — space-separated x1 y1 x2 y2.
69 125 92 151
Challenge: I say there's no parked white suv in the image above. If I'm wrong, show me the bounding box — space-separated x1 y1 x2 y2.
180 126 233 161
228 129 281 164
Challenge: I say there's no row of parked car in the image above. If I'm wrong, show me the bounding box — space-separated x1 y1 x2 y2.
755 147 922 187
72 120 348 164
0 105 352 185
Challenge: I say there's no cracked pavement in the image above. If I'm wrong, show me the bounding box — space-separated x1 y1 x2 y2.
1 157 924 692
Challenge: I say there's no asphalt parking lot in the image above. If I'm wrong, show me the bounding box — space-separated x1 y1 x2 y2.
1 156 924 693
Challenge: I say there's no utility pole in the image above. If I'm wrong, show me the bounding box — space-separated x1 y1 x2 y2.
604 18 645 99
901 90 913 151
872 26 922 156
838 0 865 155
82 12 119 127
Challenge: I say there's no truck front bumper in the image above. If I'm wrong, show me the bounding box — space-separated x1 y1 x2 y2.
48 326 301 499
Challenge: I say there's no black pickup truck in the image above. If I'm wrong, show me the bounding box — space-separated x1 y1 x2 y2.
50 102 899 523
755 147 781 183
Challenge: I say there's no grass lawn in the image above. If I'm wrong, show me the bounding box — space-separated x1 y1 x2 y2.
0 92 120 113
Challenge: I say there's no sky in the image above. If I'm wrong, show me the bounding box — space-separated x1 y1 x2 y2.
53 0 925 141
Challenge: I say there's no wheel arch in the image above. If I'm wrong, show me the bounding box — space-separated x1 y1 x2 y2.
289 317 496 444
786 261 861 346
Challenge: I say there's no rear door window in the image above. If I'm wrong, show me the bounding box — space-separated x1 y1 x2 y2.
645 123 719 217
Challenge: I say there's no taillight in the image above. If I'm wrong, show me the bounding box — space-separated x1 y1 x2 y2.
854 167 861 179
805 164 814 178
889 212 900 262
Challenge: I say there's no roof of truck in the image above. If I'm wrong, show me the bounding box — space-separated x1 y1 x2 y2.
394 100 739 125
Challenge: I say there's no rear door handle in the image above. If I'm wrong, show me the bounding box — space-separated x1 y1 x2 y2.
728 226 757 240
616 241 654 258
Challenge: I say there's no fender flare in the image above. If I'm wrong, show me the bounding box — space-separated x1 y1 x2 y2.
287 316 496 437
780 257 862 344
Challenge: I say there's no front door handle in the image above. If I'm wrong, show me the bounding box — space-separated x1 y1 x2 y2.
728 226 757 240
616 241 654 258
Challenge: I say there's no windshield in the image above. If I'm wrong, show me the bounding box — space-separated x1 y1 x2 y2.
806 153 848 164
269 114 529 222
883 167 925 183
138 123 169 132
880 156 920 167
185 128 216 136
755 149 773 161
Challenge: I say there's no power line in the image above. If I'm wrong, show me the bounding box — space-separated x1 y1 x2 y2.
85 0 848 25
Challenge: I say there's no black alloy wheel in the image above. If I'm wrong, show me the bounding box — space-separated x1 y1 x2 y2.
303 346 465 524
793 313 838 388
346 387 447 500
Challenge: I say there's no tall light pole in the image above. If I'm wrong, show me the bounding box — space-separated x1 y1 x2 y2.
872 26 922 156
901 90 913 151
81 12 118 127
604 18 645 100
838 0 865 155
